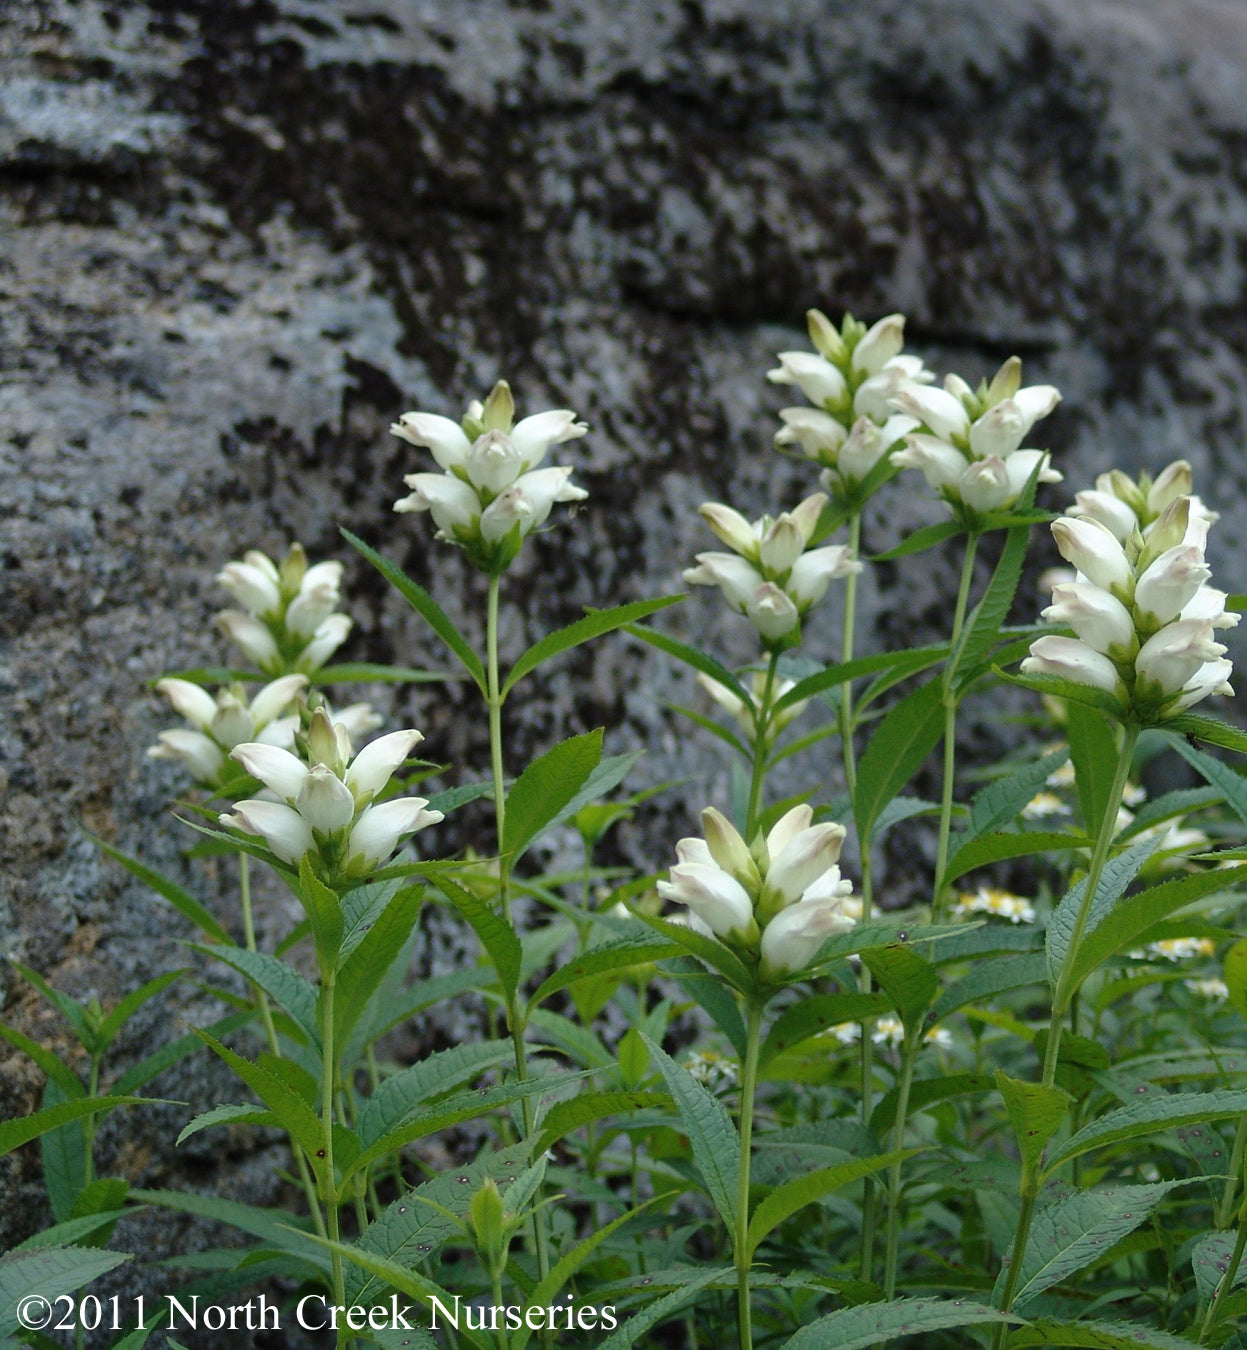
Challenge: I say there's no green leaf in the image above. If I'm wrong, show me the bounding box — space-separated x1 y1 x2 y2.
0 1095 149 1157
112 1011 254 1096
356 1040 515 1148
871 1073 996 1136
1194 1227 1247 1305
1066 702 1123 835
0 1024 84 1099
190 945 320 1048
1005 1318 1207 1348
342 529 486 693
95 968 189 1049
996 665 1129 719
334 884 424 1048
193 1030 326 1176
176 1103 280 1145
435 874 522 1000
527 1007 615 1069
630 908 757 997
996 1071 1072 1181
1046 835 1160 989
542 750 646 839
1226 938 1247 1023
746 1151 918 1258
13 963 92 1046
297 855 344 980
503 596 682 696
40 1081 88 1223
853 677 946 844
338 878 406 965
89 834 232 944
1000 1179 1202 1309
13 1209 136 1251
772 645 949 716
1166 712 1247 755
760 992 890 1067
872 520 964 560
778 1296 1020 1350
528 938 683 1012
595 1266 730 1350
861 946 937 1031
1174 737 1247 829
424 780 494 816
623 622 750 704
503 729 604 861
1044 1089 1247 1174
1066 865 1246 991
131 1187 327 1270
950 511 1033 692
933 954 1048 1022
945 830 1083 885
0 1247 131 1339
535 1090 669 1155
308 661 452 685
641 1034 740 1230
958 749 1069 846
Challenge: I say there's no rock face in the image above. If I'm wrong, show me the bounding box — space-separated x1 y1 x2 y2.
4 0 1247 1306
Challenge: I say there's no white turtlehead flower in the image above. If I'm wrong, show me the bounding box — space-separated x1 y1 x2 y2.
769 310 934 500
392 380 587 571
696 670 811 747
221 710 442 876
952 887 1036 924
148 674 308 789
891 358 1061 517
1021 636 1125 697
684 493 859 648
658 803 857 981
1069 462 1219 541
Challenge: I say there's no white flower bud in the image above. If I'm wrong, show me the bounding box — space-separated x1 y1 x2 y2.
788 546 859 609
222 800 313 864
892 386 971 442
509 409 588 467
683 553 765 610
217 610 281 670
395 473 481 536
1134 545 1212 626
230 743 309 800
892 434 968 493
767 352 848 408
959 456 1012 513
347 797 443 870
746 584 800 642
968 401 1026 461
775 407 847 461
298 613 351 672
758 516 806 574
1071 488 1138 540
1135 620 1226 698
346 728 424 799
1051 518 1133 596
155 678 219 731
1020 636 1124 695
217 561 282 617
148 730 224 784
466 429 525 495
700 806 761 889
248 674 309 729
656 862 756 940
759 895 854 978
699 502 758 557
390 412 473 472
1042 583 1136 657
296 764 357 834
764 821 847 909
1171 658 1235 711
764 804 814 862
851 313 905 375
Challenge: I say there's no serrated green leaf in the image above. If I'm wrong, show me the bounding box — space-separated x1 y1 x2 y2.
996 1071 1072 1182
772 645 949 715
342 529 486 693
90 835 233 944
503 729 603 862
176 1103 279 1145
760 992 890 1067
297 855 344 980
1046 835 1160 989
12 963 92 1045
0 1094 148 1157
39 1080 87 1224
435 874 522 1000
624 622 750 704
503 596 682 696
1194 1227 1247 1305
1166 712 1247 755
131 1187 327 1270
1065 700 1122 836
0 1024 84 1099
1174 738 1247 834
535 1090 669 1155
308 661 451 685
543 749 646 838
959 750 1070 848
871 1073 997 1136
595 1266 730 1350
872 520 964 560
861 945 937 1031
1066 865 1245 991
191 944 320 1048
1005 1317 1206 1348
746 1151 918 1258
950 511 1032 693
356 1040 514 1148
630 908 757 996
1044 1089 1247 1175
854 677 946 844
933 954 1048 1022
0 1247 132 1338
778 1295 1019 1350
527 1008 615 1069
94 968 189 1049
338 878 406 965
946 830 1083 885
334 884 423 1049
1226 938 1247 1023
1000 1178 1202 1309
997 665 1130 718
641 1034 740 1231
13 1209 136 1251
528 938 683 1012
112 1011 254 1096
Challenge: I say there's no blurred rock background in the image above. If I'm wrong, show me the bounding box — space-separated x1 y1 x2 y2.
4 0 1247 1331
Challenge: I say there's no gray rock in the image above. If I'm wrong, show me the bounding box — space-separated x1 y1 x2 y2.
4 0 1247 1327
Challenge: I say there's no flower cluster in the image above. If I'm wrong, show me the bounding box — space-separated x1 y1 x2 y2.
1022 481 1238 721
217 544 352 676
392 379 588 572
951 886 1036 925
683 493 859 648
891 357 1062 518
656 804 857 981
696 671 811 749
221 707 442 880
769 310 934 501
683 1050 739 1091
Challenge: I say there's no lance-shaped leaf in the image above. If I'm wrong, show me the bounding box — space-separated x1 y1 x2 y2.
861 945 937 1032
997 1178 1203 1309
778 1296 1020 1350
297 855 344 982
949 509 1033 694
435 873 522 999
0 1247 132 1340
89 834 233 944
527 938 683 1013
771 644 949 715
957 748 1070 846
1006 1318 1209 1348
946 830 1083 885
996 1070 1072 1185
503 595 682 696
934 954 1048 1022
535 1090 669 1155
131 1186 328 1270
334 884 424 1049
190 945 320 1048
1193 1227 1247 1305
641 1034 740 1231
871 1073 996 1136
1166 712 1247 755
595 1266 730 1350
1226 938 1247 1023
853 676 946 845
624 622 750 704
503 729 603 861
760 991 890 1067
1066 702 1123 836
0 1096 153 1157
176 1103 280 1145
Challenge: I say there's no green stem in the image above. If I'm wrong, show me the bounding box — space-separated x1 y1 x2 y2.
241 852 326 1236
735 1000 765 1350
1217 1115 1247 1229
744 652 781 840
83 1056 100 1189
839 512 862 799
994 723 1138 1345
883 1034 919 1298
1200 1207 1247 1341
320 975 346 1345
932 533 980 922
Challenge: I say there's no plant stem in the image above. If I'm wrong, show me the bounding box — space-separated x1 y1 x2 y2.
1200 1207 1247 1341
993 723 1138 1346
240 852 326 1236
735 1000 765 1350
932 533 980 922
320 974 346 1345
744 651 781 840
1217 1115 1247 1229
883 1035 919 1297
